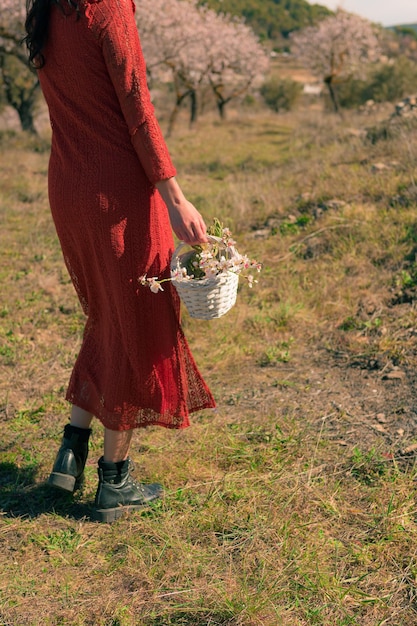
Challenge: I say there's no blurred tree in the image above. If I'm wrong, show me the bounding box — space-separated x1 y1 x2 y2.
261 78 303 112
0 53 39 132
369 56 417 102
0 0 39 132
0 0 26 61
205 14 270 119
137 0 210 133
136 0 269 130
291 9 381 112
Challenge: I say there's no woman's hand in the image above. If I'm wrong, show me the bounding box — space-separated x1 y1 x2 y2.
156 177 208 246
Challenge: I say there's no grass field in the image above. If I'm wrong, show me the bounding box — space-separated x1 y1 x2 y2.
2 102 417 625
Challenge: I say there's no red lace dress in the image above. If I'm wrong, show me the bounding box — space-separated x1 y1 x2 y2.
38 0 215 430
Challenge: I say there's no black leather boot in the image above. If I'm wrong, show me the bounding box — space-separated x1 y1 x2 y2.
48 424 91 493
94 457 163 523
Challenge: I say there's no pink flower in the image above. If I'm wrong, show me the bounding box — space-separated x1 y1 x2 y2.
138 275 164 292
148 277 164 293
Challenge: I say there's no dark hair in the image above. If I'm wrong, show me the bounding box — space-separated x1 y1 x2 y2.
24 0 79 69
24 0 52 68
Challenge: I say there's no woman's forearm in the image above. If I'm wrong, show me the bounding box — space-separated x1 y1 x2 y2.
155 177 208 245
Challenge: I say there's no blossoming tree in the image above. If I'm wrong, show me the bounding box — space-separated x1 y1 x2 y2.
0 0 26 61
0 0 40 132
136 0 211 132
136 0 269 129
291 9 381 112
205 14 270 119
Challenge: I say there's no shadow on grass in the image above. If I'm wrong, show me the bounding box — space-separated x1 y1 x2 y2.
0 462 93 520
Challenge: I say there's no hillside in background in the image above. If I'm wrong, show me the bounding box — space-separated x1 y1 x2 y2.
396 23 417 31
390 23 417 37
198 0 332 42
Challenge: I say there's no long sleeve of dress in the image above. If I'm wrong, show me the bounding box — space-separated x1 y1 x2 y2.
85 0 176 185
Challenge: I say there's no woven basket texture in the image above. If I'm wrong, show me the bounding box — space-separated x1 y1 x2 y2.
171 237 239 320
173 271 238 320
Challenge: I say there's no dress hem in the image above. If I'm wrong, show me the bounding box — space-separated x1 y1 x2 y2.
66 395 216 431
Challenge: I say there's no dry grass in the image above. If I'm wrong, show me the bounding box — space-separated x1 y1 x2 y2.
2 103 417 625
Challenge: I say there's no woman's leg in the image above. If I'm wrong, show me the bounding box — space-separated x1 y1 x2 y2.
70 405 94 429
95 427 162 522
103 428 133 462
70 408 132 460
69 405 133 462
48 405 92 492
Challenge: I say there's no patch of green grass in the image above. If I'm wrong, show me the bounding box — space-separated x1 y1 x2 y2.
349 447 389 486
257 339 294 367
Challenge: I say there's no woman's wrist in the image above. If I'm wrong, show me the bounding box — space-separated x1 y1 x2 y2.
155 177 184 209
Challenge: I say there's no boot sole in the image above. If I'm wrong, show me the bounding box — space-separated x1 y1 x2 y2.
92 503 148 523
48 472 84 493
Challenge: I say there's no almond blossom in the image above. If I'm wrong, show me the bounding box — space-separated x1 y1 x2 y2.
139 276 164 293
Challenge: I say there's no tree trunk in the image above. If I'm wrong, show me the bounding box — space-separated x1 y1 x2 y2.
216 99 226 120
167 103 180 138
324 76 339 113
167 90 190 137
189 90 197 127
16 99 37 134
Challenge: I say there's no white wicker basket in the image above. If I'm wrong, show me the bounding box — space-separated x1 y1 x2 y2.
170 236 239 320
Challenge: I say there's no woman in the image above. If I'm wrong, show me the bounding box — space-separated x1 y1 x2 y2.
24 0 215 522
